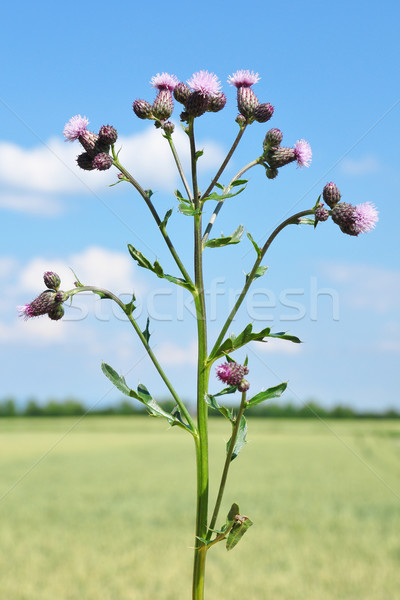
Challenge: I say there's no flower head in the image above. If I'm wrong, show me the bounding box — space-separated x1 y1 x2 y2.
228 70 260 88
353 202 379 233
331 201 378 236
187 71 221 97
150 72 179 91
294 139 312 168
216 362 249 387
43 271 61 290
63 115 90 141
323 182 341 208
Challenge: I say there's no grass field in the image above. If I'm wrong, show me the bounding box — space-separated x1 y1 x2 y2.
0 416 399 599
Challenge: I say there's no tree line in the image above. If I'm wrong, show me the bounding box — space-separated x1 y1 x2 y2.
0 397 398 419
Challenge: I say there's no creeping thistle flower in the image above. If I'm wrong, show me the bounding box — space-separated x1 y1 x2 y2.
150 72 179 91
77 152 95 171
98 124 118 145
294 139 312 168
263 128 283 153
92 152 113 171
207 92 227 113
63 115 100 154
323 182 341 208
174 82 191 105
216 362 249 387
152 89 174 120
227 70 260 88
187 71 222 97
18 290 66 321
253 103 274 123
228 70 261 121
331 202 378 236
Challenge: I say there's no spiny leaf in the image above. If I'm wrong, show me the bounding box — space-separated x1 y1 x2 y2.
227 415 247 461
247 382 287 408
205 225 244 248
246 265 268 283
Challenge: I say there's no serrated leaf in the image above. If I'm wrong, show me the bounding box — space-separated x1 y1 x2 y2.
127 244 153 270
231 179 248 187
227 415 247 461
101 362 133 396
226 515 253 551
124 294 136 316
161 208 173 228
246 232 262 257
246 265 268 283
178 202 201 216
203 186 246 202
211 324 300 360
205 224 244 248
247 382 287 407
142 317 150 343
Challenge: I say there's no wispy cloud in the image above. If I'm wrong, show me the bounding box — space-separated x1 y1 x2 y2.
0 127 225 216
340 154 381 176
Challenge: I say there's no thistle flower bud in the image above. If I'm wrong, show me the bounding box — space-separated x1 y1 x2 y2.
77 152 95 171
152 90 174 120
162 121 175 136
79 129 99 153
323 182 341 208
207 92 227 113
92 152 113 171
254 103 274 123
98 124 118 145
263 128 283 151
43 271 61 290
267 147 296 168
133 99 153 119
174 82 191 105
237 87 259 119
185 91 209 117
235 114 246 127
314 204 330 222
48 304 65 321
238 379 250 393
266 167 279 179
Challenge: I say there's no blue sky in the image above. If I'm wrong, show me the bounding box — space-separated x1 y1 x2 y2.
1 0 399 411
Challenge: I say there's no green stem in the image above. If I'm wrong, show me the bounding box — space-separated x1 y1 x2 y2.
112 153 194 288
201 125 247 201
207 392 247 539
209 209 315 360
189 119 210 600
202 157 263 247
66 286 196 434
165 134 193 202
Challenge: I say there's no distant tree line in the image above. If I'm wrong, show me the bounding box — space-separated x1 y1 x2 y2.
0 396 399 419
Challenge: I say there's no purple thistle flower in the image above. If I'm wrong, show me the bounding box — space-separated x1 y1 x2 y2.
187 71 221 97
314 204 330 222
353 202 379 233
294 139 312 168
228 70 260 88
92 152 113 171
331 201 378 236
63 115 90 141
150 72 179 91
18 291 57 320
323 182 341 208
216 362 249 387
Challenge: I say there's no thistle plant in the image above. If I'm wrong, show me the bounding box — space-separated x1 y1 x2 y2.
20 69 378 599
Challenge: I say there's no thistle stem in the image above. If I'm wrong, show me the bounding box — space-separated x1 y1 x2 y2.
207 392 247 540
165 134 193 202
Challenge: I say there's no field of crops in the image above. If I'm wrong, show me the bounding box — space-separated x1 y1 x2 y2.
0 416 399 599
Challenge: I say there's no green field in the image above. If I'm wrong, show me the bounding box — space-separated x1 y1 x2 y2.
0 417 399 599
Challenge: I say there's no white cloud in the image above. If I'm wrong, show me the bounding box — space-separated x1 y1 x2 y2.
0 127 225 212
0 193 64 216
322 262 400 313
340 154 380 176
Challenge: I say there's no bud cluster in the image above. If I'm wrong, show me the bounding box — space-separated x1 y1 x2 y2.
63 115 117 172
216 362 250 393
227 70 273 124
18 272 67 321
